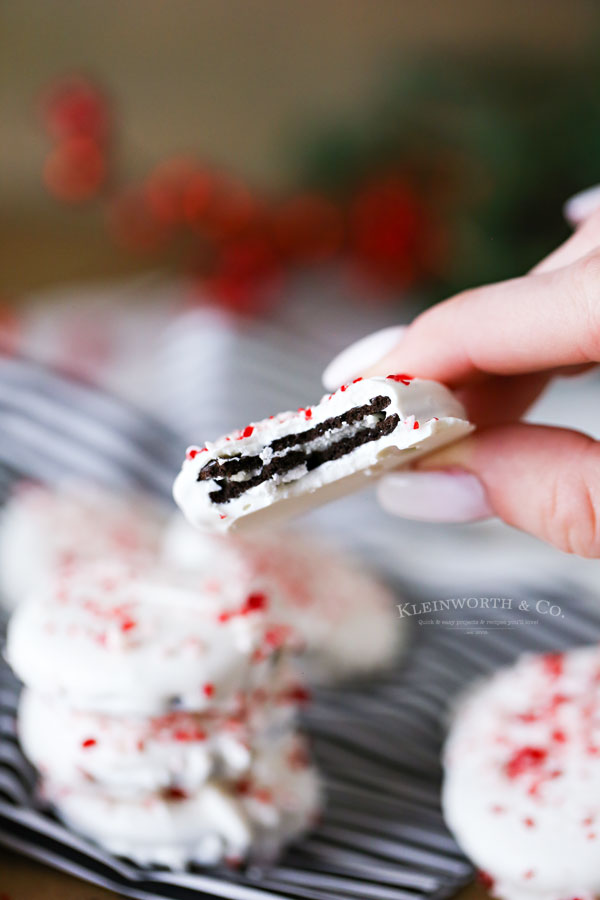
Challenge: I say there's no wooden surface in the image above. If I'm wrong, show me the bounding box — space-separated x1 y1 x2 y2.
0 847 488 899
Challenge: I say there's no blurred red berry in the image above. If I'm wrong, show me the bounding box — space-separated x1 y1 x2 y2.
43 136 106 202
40 76 110 143
203 176 262 241
107 187 169 253
272 193 344 263
203 235 282 314
182 170 216 229
349 176 432 288
145 157 198 228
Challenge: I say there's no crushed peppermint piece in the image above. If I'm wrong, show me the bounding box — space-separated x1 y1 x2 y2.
505 746 547 779
477 871 494 890
242 592 267 614
387 373 413 384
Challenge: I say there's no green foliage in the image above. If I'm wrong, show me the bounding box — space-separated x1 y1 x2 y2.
290 52 600 304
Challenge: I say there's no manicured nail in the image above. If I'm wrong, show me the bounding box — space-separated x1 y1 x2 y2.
376 469 493 523
564 185 600 226
322 325 407 390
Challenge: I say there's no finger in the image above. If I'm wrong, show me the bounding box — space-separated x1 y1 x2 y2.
361 249 600 387
407 423 600 557
564 185 600 228
456 372 551 426
534 208 600 274
322 325 406 391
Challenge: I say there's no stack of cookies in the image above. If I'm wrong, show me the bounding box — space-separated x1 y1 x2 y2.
2 481 402 867
5 493 320 867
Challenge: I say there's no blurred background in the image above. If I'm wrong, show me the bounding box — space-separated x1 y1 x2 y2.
3 0 600 299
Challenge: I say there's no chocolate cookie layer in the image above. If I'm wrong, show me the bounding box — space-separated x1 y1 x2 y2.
198 396 400 505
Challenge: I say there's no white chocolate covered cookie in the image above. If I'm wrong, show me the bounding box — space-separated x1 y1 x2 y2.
7 559 288 714
173 375 472 533
163 516 402 680
443 646 600 900
0 482 166 610
41 732 321 868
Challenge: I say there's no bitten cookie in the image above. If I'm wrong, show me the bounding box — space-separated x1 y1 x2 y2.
173 375 471 533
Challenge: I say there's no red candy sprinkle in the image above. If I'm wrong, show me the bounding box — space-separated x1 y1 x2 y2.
264 625 292 648
304 408 313 420
413 420 419 429
517 711 539 723
203 683 215 697
173 728 206 742
186 446 200 460
120 618 136 632
81 738 97 749
243 592 267 614
523 817 535 827
352 377 363 383
505 746 547 779
242 425 254 438
387 373 413 385
552 729 567 743
543 652 564 679
235 778 250 795
284 684 311 704
477 871 494 890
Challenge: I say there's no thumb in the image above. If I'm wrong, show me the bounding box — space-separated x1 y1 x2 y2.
378 423 600 557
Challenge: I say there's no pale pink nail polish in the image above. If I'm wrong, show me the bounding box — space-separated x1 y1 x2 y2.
377 470 493 523
564 185 600 226
322 325 407 391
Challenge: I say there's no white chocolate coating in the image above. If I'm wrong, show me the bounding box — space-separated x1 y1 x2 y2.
0 482 166 611
173 375 472 533
18 664 307 797
41 732 321 868
6 559 287 714
163 517 402 681
443 646 600 900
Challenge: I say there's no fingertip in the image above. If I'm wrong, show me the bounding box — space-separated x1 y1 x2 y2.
564 185 600 227
322 325 406 390
377 469 493 523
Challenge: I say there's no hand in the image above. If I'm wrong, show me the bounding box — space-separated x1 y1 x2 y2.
323 187 600 557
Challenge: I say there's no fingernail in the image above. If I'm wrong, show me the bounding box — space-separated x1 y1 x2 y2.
322 325 407 390
564 185 600 226
377 469 493 523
